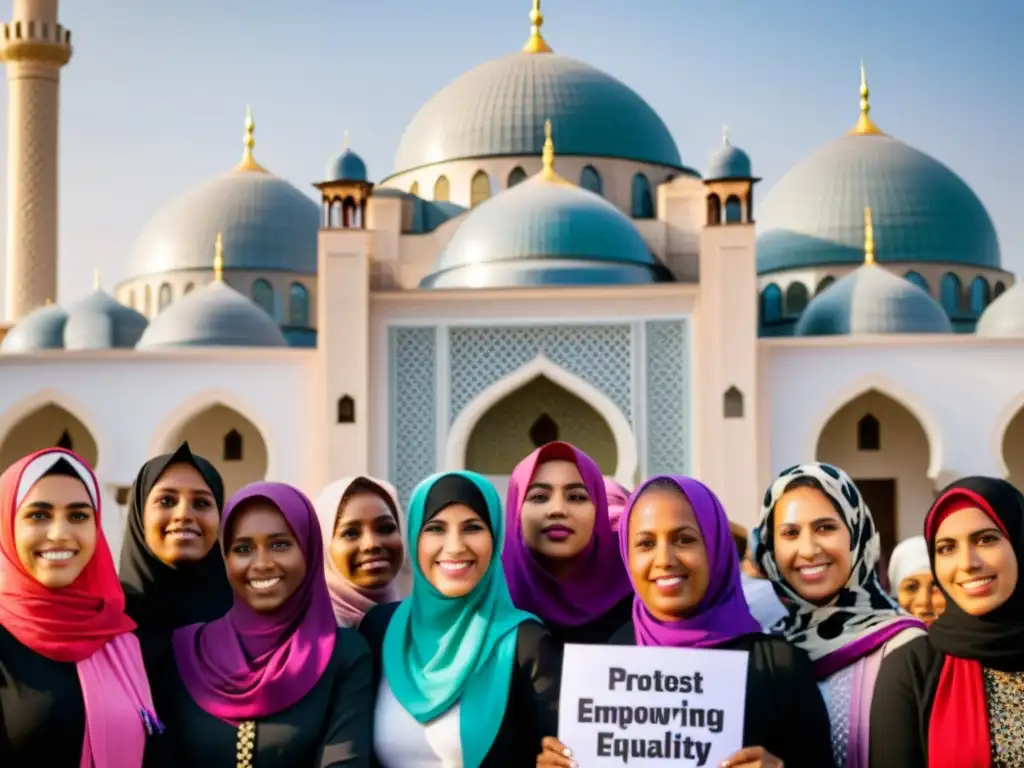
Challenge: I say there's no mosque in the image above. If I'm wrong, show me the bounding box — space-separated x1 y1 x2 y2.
1 0 1023 568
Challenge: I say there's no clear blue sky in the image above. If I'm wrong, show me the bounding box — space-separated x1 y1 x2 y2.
0 0 1021 305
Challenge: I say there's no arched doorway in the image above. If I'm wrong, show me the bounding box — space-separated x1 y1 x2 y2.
1001 406 1024 489
0 403 99 471
815 389 933 588
164 404 268 497
464 376 617 499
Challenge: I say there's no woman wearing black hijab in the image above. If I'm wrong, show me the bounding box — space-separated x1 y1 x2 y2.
118 443 232 647
869 476 1024 767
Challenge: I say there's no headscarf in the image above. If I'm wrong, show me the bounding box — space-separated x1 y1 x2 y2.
887 535 931 594
383 471 536 768
0 448 158 768
619 475 761 647
118 442 232 633
502 442 632 627
754 462 924 678
172 482 337 723
313 475 407 627
924 477 1024 768
604 476 630 532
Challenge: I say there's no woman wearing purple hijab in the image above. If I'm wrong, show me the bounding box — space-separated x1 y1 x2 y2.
538 475 834 768
503 442 633 645
152 482 374 767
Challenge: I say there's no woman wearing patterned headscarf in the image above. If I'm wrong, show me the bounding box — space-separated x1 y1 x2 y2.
870 476 1024 767
754 462 926 767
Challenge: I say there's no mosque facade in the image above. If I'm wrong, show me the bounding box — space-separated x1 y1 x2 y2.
2 0 1023 569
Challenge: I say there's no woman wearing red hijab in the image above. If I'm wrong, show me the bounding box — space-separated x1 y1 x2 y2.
869 476 1024 767
0 448 160 767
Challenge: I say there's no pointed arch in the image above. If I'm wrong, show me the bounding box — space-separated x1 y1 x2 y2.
0 388 105 472
804 374 942 479
443 355 637 485
989 391 1024 479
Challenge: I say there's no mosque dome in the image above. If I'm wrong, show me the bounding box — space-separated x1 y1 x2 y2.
136 269 287 350
0 303 67 353
757 68 1000 276
976 283 1024 337
125 111 320 281
705 132 752 180
326 139 368 182
391 7 682 174
420 123 671 289
62 279 148 350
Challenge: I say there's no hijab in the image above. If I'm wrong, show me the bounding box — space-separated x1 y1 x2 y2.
754 462 924 678
0 448 158 768
383 471 536 768
313 475 407 628
172 482 337 723
503 442 632 627
619 475 761 647
604 476 630 532
887 535 931 595
118 442 232 633
924 477 1024 768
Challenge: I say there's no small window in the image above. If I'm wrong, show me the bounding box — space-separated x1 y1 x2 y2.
857 414 880 451
224 429 243 461
409 181 420 196
158 283 172 310
470 171 490 208
115 486 131 506
183 282 195 295
529 413 559 447
724 195 742 223
252 279 275 318
337 395 355 424
56 429 73 450
580 165 602 195
785 282 810 316
289 282 309 327
723 387 744 419
706 194 721 226
507 167 527 188
815 276 836 295
433 175 450 202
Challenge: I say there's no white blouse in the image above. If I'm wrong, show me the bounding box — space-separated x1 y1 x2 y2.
374 677 463 767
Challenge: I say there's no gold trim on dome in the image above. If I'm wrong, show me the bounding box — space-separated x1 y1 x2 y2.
848 59 885 136
234 105 268 173
213 232 225 281
523 0 553 54
863 206 876 265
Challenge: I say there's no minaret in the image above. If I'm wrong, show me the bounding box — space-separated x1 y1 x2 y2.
1 0 72 321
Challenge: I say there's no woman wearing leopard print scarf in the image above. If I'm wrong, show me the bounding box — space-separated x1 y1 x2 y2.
753 462 926 767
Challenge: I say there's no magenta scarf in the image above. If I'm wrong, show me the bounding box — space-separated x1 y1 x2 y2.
605 476 631 532
619 475 761 647
172 482 337 723
502 442 632 627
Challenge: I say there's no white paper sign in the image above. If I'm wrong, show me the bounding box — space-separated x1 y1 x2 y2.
557 644 749 767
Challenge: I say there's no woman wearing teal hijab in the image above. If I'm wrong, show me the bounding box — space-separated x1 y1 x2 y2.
359 471 562 768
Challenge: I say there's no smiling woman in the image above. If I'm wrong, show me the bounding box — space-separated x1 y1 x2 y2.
0 448 158 767
152 481 375 767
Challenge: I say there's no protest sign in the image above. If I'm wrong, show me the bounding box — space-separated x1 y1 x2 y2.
557 643 748 766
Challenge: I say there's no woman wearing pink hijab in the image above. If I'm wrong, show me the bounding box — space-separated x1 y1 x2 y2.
314 476 409 628
604 476 631 532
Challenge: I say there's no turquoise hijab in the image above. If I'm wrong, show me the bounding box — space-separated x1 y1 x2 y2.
382 470 537 768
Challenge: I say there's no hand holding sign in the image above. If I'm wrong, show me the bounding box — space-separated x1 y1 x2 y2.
557 644 749 767
537 736 578 767
718 746 784 768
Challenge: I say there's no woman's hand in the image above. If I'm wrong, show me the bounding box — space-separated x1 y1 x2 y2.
537 736 578 767
719 746 784 768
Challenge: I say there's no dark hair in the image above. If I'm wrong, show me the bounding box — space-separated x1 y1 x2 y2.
43 457 84 480
339 477 399 521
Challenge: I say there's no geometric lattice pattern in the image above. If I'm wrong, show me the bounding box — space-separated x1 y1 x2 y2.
388 326 437 508
644 319 690 475
448 324 634 425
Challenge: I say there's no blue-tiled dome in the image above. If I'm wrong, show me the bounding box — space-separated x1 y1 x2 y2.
393 52 683 173
795 264 953 336
0 303 67 353
706 138 752 180
420 168 670 289
326 148 368 182
757 133 1000 275
126 168 320 280
136 280 287 349
63 289 148 350
976 283 1024 337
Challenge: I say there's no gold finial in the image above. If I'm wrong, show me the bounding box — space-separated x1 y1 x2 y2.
92 268 101 290
523 0 553 54
235 105 268 173
863 207 876 265
343 130 350 151
722 124 730 145
541 119 556 178
213 232 225 281
849 59 884 136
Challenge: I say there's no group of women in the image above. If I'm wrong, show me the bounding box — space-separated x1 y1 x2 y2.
0 438 1020 767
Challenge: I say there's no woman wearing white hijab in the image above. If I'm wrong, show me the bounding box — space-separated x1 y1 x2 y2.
887 535 945 626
